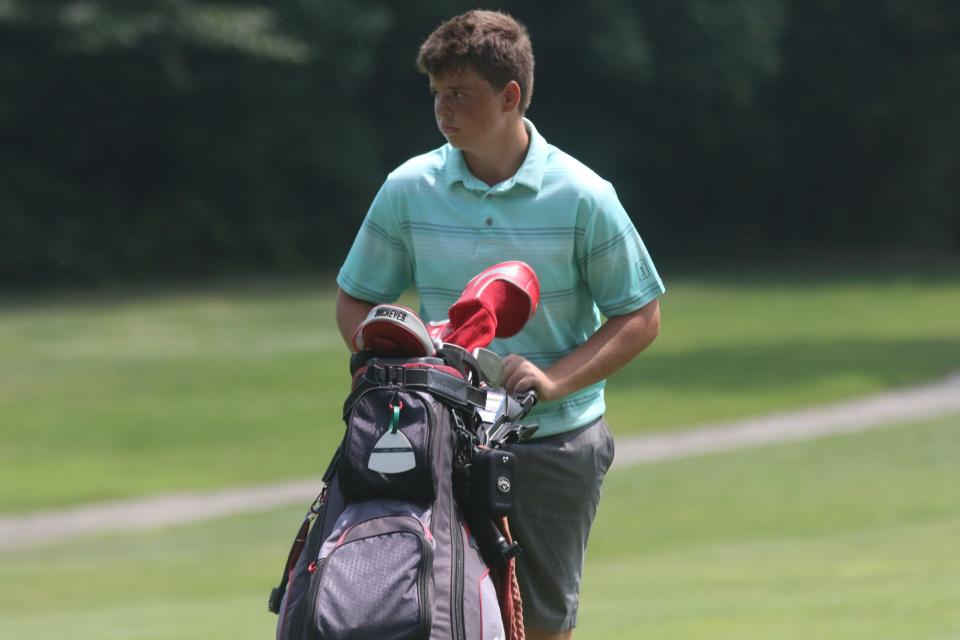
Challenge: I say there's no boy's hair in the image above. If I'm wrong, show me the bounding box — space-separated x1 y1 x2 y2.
417 10 535 114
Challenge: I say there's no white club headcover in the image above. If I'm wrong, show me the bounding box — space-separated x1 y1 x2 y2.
352 304 436 357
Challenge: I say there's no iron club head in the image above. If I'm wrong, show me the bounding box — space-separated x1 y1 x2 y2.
473 347 506 387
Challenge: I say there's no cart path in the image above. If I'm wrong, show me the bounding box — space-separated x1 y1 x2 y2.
3 372 959 550
614 371 960 465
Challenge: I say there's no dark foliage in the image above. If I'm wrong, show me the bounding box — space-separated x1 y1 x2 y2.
1 0 957 287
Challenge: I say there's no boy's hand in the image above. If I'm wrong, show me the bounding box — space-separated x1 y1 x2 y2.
498 300 661 406
502 355 562 402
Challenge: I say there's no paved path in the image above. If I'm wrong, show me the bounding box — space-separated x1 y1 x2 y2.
614 371 960 465
3 373 959 550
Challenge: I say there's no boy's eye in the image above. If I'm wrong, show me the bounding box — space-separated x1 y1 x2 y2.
429 89 467 101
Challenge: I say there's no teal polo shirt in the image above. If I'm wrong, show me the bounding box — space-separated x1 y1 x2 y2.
338 119 665 438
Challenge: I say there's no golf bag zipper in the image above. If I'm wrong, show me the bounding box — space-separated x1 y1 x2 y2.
416 390 436 497
418 526 434 639
288 492 338 640
300 556 329 640
275 452 340 639
451 494 466 640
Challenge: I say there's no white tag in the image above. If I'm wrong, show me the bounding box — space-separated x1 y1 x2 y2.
368 430 417 473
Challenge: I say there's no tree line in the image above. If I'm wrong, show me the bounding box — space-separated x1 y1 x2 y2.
2 0 958 287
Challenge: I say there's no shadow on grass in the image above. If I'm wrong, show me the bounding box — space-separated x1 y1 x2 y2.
609 336 960 394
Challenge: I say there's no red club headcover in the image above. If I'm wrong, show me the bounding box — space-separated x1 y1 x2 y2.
444 261 540 351
352 304 436 357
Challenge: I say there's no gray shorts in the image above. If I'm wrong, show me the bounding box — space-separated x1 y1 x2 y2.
505 418 616 632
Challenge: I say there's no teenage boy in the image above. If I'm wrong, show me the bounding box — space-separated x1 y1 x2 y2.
335 9 664 640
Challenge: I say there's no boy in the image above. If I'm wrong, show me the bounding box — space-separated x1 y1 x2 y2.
335 10 664 639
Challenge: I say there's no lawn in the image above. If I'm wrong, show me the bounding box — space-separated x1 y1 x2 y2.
1 267 959 512
579 414 960 639
1 416 957 639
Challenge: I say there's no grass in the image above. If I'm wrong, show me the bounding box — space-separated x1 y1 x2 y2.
1 266 959 512
0 280 347 512
1 416 958 639
603 269 960 428
578 414 960 639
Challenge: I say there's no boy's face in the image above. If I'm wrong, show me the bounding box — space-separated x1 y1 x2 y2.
429 67 514 153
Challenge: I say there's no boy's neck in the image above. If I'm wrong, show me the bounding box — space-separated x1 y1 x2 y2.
462 117 530 187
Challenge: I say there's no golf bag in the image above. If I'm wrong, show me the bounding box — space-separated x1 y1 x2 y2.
269 352 527 640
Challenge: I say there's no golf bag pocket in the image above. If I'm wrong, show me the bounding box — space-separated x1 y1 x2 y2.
341 389 435 504
304 514 434 640
479 572 502 640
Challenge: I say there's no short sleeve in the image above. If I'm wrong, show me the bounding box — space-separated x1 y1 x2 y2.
337 182 414 303
579 184 665 317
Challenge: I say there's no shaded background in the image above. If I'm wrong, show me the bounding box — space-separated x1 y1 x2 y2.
2 0 959 288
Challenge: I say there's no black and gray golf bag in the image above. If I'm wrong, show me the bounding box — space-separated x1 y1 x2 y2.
269 351 534 640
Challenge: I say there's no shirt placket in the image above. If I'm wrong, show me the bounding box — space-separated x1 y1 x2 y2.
476 189 497 258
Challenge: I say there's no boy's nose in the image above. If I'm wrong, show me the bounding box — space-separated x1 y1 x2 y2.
435 95 453 117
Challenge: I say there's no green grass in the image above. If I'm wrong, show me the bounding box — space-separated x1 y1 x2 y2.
603 270 960 429
1 416 958 639
2 268 959 512
578 414 960 639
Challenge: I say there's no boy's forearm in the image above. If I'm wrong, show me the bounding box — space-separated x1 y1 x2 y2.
545 298 661 398
335 288 376 350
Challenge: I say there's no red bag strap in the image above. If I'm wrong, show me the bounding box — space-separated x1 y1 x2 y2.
494 517 525 640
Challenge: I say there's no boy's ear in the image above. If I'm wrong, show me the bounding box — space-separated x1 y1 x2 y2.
501 80 522 113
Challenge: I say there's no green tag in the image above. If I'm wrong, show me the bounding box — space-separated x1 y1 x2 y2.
389 403 401 433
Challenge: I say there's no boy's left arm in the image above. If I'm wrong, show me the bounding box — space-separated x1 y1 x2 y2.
501 298 660 402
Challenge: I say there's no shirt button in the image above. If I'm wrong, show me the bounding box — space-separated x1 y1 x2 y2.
484 217 493 226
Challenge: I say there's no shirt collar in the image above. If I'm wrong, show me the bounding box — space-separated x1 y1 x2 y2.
444 118 548 193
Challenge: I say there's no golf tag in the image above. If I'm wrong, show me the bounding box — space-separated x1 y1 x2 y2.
368 429 417 474
369 401 416 474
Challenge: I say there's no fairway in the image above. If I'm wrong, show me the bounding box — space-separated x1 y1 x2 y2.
579 414 960 639
2 269 959 513
1 416 958 639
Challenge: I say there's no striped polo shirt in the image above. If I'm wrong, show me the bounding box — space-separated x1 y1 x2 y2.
338 119 665 438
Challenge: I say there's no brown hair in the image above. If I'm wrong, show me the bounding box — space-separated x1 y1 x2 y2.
416 10 535 114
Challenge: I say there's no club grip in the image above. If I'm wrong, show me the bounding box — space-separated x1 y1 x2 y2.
505 389 537 421
517 389 537 413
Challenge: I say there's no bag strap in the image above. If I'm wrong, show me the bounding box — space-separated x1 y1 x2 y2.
268 445 341 615
342 364 487 419
436 344 483 385
493 517 525 640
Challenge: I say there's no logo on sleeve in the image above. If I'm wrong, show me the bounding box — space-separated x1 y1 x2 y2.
636 260 651 279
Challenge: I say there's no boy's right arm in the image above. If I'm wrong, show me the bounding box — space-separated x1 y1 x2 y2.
335 288 376 351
